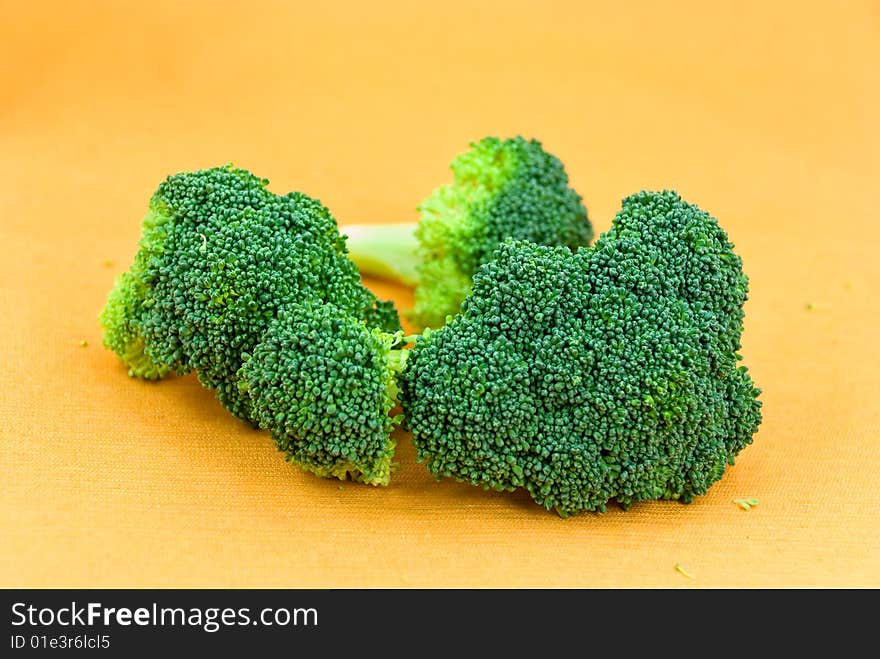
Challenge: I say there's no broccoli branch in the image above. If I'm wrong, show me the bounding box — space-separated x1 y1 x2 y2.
342 222 421 288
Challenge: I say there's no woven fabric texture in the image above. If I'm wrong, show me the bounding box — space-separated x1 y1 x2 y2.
1 0 877 588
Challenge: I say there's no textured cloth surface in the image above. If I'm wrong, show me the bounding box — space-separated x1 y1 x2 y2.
1 0 877 588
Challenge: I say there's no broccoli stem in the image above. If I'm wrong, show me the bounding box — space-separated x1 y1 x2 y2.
342 222 421 288
386 345 411 377
377 330 419 409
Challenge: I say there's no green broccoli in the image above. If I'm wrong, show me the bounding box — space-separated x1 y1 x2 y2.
238 303 409 485
399 190 763 516
100 165 404 484
342 136 593 329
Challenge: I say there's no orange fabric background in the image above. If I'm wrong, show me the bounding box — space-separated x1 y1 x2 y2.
2 0 877 588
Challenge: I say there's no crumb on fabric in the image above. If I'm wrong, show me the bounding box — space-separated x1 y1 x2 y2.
675 563 695 579
734 498 759 511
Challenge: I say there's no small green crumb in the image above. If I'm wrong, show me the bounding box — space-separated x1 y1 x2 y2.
805 303 813 310
734 498 759 511
675 563 695 579
79 340 89 348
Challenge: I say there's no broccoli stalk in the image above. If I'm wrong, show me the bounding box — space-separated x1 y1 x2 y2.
383 334 416 413
343 222 421 288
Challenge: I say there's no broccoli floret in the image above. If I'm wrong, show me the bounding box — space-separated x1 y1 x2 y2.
399 190 763 516
100 165 405 482
100 195 181 380
239 303 407 485
343 136 593 329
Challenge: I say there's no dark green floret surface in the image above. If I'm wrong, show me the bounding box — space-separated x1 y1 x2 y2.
400 190 763 516
100 165 402 482
239 304 402 486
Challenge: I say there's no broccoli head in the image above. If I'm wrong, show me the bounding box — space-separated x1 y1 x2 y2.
238 303 407 485
399 190 763 515
343 136 593 329
100 165 404 483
